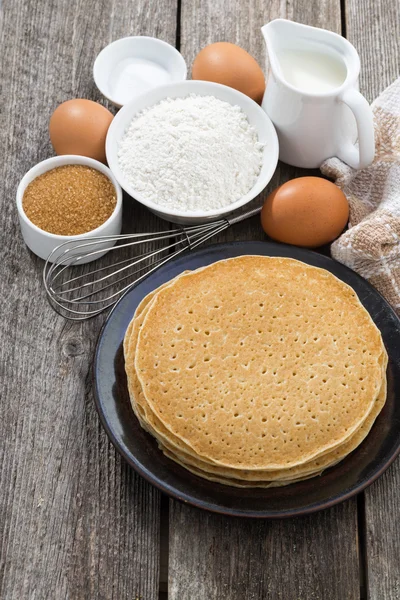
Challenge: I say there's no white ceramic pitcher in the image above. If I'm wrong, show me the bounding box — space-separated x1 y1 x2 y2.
261 19 375 169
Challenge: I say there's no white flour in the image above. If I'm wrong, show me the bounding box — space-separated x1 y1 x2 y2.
118 94 264 212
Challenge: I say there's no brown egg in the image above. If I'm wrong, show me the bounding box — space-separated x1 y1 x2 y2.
49 99 114 163
261 177 349 248
192 42 266 104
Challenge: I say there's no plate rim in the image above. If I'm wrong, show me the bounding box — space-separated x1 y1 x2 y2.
92 240 400 518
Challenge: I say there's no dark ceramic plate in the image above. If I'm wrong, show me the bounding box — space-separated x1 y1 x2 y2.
93 241 400 518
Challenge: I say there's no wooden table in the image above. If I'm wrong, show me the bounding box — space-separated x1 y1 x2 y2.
1 0 399 598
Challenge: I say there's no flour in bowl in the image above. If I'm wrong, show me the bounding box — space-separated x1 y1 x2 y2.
117 94 264 212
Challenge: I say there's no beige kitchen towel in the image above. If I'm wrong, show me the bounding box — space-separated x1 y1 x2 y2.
321 77 400 316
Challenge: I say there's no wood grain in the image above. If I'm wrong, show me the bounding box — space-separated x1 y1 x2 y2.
168 2 360 600
345 1 400 598
0 0 178 598
1 0 399 597
169 500 359 600
345 0 400 103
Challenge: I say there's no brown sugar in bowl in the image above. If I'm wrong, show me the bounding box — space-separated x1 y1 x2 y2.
22 164 117 236
16 155 122 263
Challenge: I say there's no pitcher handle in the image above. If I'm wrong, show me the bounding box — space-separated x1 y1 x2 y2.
337 89 375 170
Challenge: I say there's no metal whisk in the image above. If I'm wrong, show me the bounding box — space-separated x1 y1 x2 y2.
43 206 262 320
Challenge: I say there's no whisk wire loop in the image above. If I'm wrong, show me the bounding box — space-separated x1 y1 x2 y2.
43 206 261 320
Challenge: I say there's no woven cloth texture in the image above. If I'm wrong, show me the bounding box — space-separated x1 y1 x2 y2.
321 77 400 315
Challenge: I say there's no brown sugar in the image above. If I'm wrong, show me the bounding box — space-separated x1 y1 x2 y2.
22 164 117 236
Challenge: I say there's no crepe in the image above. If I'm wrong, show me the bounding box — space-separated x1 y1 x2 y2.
124 256 387 485
126 293 387 483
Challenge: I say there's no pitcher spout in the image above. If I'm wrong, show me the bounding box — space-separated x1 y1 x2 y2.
262 19 359 90
261 19 305 79
261 18 304 48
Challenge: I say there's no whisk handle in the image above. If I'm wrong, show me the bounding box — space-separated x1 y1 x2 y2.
225 205 262 226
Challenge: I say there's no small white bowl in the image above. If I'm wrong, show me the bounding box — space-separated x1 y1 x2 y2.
106 80 279 225
93 36 187 108
16 155 123 263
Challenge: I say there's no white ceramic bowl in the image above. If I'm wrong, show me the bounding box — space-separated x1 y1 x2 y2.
16 155 123 263
93 36 187 108
106 80 279 225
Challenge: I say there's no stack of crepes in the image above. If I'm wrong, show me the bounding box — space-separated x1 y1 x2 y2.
123 256 387 487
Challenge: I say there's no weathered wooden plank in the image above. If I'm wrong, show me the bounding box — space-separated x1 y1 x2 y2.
363 463 400 600
169 500 359 600
345 1 400 598
345 0 400 104
168 2 361 599
0 0 178 597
